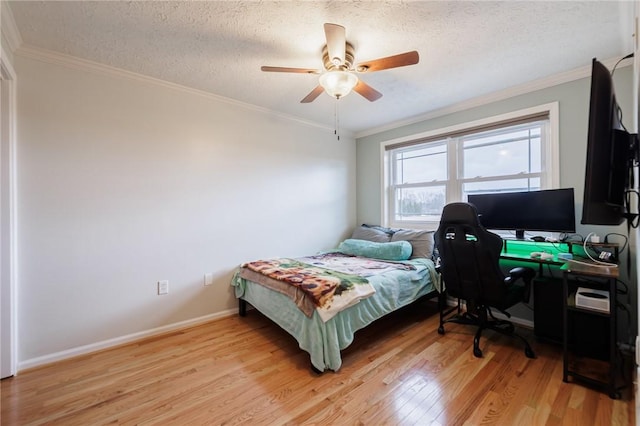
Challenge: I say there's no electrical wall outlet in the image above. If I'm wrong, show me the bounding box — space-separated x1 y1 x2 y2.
204 273 214 286
157 280 169 295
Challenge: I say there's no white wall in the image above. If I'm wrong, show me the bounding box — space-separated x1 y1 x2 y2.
15 53 356 366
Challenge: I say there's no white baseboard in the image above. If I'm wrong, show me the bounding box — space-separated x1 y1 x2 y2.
17 308 238 372
17 300 534 373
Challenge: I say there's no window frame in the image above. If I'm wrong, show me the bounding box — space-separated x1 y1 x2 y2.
380 103 560 229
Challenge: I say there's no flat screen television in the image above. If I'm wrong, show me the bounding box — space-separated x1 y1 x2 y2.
468 188 576 239
581 58 637 226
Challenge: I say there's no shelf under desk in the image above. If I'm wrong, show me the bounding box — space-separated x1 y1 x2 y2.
560 260 619 279
561 262 620 398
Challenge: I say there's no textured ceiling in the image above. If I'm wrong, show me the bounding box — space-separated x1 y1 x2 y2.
6 1 635 134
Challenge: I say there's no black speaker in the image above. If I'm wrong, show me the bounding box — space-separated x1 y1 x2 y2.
568 310 610 361
533 277 564 343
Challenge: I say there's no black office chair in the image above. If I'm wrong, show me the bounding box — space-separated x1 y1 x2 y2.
435 202 536 358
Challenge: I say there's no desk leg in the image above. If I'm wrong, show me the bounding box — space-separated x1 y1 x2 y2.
562 272 569 382
608 277 617 398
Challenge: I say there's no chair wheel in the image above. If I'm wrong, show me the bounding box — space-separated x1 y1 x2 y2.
525 347 536 359
438 326 445 335
473 347 483 358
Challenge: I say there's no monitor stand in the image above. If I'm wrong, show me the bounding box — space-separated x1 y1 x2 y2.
515 229 525 240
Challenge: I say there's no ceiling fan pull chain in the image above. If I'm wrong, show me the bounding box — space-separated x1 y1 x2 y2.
334 98 340 141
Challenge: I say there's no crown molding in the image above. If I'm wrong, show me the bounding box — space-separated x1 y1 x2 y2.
1 3 23 53
10 39 629 143
15 45 345 136
355 56 633 139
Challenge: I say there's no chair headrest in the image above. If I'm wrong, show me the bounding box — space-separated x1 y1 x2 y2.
440 202 482 226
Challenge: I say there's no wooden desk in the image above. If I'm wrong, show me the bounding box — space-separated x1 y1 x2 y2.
500 239 619 275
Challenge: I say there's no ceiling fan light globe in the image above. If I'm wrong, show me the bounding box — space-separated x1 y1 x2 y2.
319 71 359 99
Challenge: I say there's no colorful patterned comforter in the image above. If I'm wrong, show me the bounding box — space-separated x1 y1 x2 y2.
241 252 416 322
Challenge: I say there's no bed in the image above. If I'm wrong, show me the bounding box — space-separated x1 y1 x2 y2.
231 225 441 372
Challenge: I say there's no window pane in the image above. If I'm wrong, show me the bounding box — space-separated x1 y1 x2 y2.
463 139 540 178
463 125 543 178
395 186 446 221
394 143 447 184
463 178 541 200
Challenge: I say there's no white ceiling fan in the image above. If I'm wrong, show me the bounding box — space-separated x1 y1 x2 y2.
261 23 420 103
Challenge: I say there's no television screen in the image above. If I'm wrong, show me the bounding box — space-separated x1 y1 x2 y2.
581 58 634 225
468 188 576 239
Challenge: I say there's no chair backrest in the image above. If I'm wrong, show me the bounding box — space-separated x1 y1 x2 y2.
435 202 506 304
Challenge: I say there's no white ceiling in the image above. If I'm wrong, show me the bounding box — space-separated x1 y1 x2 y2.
5 1 635 135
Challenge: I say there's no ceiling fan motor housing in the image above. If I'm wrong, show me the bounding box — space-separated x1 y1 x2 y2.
322 42 356 71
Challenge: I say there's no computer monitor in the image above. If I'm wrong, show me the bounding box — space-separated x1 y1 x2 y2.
468 188 576 239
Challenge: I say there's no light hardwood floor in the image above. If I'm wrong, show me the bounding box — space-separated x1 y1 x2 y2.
1 300 635 425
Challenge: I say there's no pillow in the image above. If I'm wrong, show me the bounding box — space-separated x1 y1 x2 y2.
390 229 435 259
362 224 396 235
351 225 393 243
338 239 412 261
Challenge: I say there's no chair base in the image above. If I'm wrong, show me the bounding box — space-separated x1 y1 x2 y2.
438 294 535 359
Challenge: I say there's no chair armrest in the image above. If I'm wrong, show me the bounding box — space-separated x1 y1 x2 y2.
507 266 536 282
504 267 536 303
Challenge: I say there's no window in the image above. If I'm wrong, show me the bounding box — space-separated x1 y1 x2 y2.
383 104 559 228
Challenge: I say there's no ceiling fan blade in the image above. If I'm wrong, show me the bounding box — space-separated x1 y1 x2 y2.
300 85 325 103
354 80 383 102
261 66 320 74
324 23 346 66
356 51 419 72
